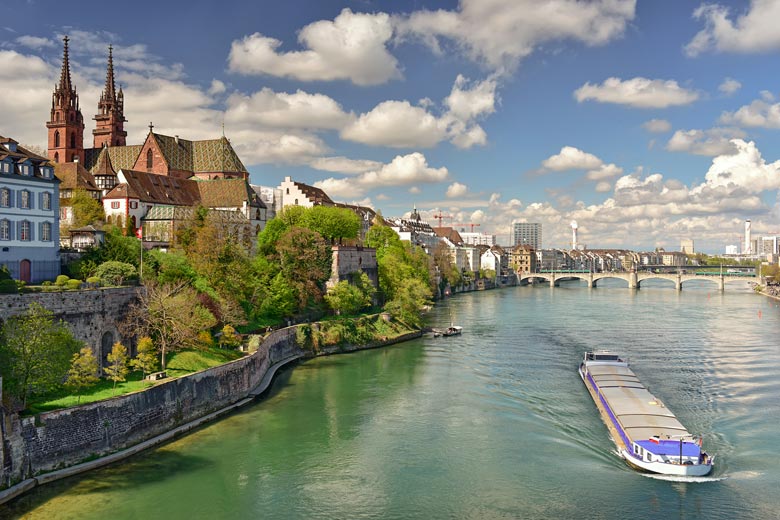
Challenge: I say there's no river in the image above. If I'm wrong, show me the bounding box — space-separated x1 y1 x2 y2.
3 279 780 519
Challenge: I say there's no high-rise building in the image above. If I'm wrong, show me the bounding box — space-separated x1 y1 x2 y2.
513 222 541 249
680 238 695 254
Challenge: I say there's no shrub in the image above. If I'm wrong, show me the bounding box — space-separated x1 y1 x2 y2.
55 275 70 287
66 279 82 290
86 276 101 284
95 261 137 286
41 280 52 287
0 279 18 294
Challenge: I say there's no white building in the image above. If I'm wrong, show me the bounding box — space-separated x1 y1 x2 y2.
0 136 60 283
461 232 496 246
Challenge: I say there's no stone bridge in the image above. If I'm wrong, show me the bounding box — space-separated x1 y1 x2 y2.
518 272 756 291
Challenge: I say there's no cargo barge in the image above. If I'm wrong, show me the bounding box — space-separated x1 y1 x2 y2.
579 351 713 476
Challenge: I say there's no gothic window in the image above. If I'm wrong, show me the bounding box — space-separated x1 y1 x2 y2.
54 130 60 147
54 152 59 163
41 222 51 242
20 190 30 209
70 132 76 149
42 192 52 210
20 220 31 241
146 149 153 170
0 188 9 207
0 219 9 240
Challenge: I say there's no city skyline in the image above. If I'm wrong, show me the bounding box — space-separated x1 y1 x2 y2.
2 0 780 252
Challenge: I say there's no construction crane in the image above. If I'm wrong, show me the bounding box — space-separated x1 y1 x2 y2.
452 223 481 232
432 211 453 228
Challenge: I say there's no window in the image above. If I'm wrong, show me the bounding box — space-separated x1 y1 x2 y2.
20 190 30 209
20 220 30 241
0 219 9 240
146 149 153 170
42 192 52 210
54 152 59 163
54 130 60 147
41 222 51 241
130 201 138 209
70 132 76 149
111 201 120 209
0 188 9 207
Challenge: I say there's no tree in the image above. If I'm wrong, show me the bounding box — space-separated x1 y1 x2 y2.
95 261 138 286
70 188 105 228
131 336 158 378
304 206 360 244
121 281 217 370
384 277 433 328
0 303 82 409
219 324 240 349
325 272 375 315
65 347 99 403
105 342 130 391
275 227 332 311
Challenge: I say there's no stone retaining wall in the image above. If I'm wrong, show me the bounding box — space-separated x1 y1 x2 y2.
1 327 302 490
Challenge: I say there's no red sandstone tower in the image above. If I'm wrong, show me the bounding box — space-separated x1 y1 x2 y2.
47 36 85 164
93 45 127 148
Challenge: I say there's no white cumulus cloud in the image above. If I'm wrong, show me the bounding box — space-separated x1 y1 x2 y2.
720 95 780 128
397 0 636 72
446 182 469 198
574 77 699 108
542 146 603 171
314 152 448 198
225 88 353 130
642 119 672 133
228 9 401 86
686 1 780 56
718 77 741 95
666 127 745 156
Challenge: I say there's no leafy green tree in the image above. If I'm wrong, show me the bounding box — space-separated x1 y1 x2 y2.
105 342 130 390
325 272 375 315
275 227 332 311
65 347 99 403
70 188 105 228
69 227 144 279
0 303 82 408
258 272 298 320
197 330 215 349
304 206 360 244
95 261 138 286
131 336 158 378
122 281 217 370
384 278 432 328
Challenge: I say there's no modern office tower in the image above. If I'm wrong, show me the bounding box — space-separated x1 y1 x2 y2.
513 222 541 249
680 238 695 254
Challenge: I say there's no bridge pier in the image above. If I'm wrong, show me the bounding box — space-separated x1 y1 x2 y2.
628 271 637 290
675 273 682 291
587 273 593 289
718 275 724 292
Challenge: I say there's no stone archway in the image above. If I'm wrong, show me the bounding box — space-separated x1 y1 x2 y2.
100 331 114 368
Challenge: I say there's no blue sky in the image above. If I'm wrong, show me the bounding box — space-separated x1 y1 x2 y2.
3 0 780 252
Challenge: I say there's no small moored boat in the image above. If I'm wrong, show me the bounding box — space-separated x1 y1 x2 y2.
433 325 462 337
579 350 713 476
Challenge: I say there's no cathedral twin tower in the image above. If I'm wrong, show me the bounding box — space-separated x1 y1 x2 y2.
46 36 127 164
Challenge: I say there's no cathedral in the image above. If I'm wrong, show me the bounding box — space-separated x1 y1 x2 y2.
49 36 266 247
48 36 248 181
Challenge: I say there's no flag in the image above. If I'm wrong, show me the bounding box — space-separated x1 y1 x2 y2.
135 227 143 239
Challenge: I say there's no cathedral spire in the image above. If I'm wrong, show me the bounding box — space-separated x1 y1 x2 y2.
102 45 116 102
58 35 73 94
93 44 127 148
47 35 84 164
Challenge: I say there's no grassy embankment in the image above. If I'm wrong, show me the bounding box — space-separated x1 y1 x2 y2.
25 348 244 415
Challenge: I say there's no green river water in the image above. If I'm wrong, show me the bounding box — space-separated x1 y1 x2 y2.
3 279 780 519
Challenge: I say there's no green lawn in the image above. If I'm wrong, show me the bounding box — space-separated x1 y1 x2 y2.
25 347 246 415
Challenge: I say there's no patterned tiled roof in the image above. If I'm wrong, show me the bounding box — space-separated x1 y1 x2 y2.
84 145 142 172
92 147 116 176
197 178 261 208
54 162 100 192
153 133 248 174
145 205 247 223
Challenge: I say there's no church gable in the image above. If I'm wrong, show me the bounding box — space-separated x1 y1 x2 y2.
132 133 174 177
